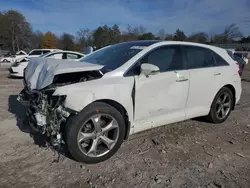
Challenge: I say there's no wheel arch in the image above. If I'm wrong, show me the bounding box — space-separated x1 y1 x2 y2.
94 99 131 140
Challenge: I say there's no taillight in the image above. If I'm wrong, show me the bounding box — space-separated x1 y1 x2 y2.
236 62 241 76
236 62 242 77
238 71 242 76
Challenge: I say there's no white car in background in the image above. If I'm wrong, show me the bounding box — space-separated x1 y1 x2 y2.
15 49 59 63
0 50 27 65
19 41 242 164
9 50 84 77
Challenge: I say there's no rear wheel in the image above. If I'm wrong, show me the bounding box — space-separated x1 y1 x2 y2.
66 102 125 164
206 87 234 123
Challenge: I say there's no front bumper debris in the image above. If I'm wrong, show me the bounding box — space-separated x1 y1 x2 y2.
18 87 73 146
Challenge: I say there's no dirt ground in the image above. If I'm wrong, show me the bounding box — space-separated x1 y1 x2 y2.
0 67 250 188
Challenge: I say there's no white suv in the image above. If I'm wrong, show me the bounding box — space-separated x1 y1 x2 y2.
19 41 242 164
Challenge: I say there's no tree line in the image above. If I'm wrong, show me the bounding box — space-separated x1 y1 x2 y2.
0 10 250 53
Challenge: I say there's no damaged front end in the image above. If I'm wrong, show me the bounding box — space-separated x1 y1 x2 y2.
18 69 102 148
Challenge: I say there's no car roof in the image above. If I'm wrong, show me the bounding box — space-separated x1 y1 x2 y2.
30 49 60 51
45 50 84 55
41 50 84 57
115 40 161 47
58 50 84 55
112 40 225 52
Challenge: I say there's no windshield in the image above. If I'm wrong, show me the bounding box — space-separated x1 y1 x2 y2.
80 41 160 72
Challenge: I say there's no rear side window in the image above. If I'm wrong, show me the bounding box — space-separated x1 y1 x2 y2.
212 52 229 66
183 46 215 69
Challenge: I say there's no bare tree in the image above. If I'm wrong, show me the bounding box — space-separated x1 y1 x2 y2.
2 10 32 51
211 24 243 44
223 23 243 42
77 28 93 47
30 30 44 49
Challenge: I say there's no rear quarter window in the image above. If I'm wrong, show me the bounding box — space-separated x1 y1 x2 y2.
212 52 229 66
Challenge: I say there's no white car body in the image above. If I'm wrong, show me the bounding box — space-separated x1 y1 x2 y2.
20 41 242 163
9 50 84 77
24 41 241 132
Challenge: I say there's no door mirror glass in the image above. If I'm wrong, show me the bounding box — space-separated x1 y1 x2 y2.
140 63 160 76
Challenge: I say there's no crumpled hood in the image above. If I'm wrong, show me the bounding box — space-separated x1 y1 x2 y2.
24 57 104 90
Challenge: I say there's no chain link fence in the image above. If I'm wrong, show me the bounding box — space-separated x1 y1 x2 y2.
213 43 250 50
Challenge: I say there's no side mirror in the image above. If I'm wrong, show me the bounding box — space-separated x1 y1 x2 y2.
140 63 160 76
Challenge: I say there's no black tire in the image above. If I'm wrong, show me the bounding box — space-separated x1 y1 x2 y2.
206 87 234 124
65 102 126 164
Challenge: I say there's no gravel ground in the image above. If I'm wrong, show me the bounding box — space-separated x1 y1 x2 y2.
0 67 250 188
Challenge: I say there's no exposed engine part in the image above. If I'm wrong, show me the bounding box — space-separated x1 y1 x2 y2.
50 70 102 87
25 89 69 145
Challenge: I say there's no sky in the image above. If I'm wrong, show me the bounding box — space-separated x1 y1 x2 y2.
0 0 250 36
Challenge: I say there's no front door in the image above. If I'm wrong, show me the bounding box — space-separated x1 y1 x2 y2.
134 45 190 133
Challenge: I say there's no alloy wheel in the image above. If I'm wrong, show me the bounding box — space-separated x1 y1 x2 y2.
215 92 232 119
77 114 119 157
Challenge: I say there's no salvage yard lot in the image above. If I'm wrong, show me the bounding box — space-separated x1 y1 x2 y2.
0 68 250 188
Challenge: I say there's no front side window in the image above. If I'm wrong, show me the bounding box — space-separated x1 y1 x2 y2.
183 46 215 69
29 50 42 55
141 46 185 72
66 53 80 60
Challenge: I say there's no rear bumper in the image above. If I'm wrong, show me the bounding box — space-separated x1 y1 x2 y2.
235 80 242 105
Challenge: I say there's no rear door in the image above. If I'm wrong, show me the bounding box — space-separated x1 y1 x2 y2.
182 46 227 118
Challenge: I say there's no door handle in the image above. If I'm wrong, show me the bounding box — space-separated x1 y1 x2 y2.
176 77 188 82
214 72 221 76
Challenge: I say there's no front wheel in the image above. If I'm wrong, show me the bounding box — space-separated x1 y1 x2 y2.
206 87 234 123
65 102 126 164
